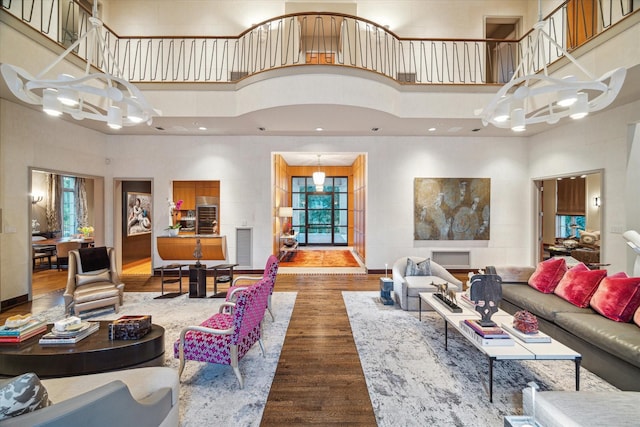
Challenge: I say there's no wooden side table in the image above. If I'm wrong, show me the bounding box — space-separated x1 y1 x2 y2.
189 264 208 298
208 263 238 298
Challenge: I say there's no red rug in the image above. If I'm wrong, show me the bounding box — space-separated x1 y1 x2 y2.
280 250 360 267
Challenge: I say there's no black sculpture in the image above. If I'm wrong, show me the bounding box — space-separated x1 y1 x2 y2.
469 274 503 326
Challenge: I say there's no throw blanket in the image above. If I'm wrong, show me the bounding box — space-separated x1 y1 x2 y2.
79 247 110 272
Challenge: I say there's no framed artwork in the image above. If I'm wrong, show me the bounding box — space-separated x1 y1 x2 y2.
414 178 490 241
126 192 152 236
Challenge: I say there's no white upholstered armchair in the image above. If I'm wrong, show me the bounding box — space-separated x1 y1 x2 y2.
392 256 462 311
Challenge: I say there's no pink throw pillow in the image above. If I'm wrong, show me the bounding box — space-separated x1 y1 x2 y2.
528 258 568 294
553 263 607 307
590 274 640 322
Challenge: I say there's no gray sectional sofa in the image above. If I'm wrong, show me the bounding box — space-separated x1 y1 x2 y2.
494 266 640 391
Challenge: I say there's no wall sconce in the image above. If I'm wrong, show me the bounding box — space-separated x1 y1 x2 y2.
31 192 44 204
594 196 601 207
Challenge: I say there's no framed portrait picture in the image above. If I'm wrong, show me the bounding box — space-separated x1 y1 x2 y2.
126 192 152 236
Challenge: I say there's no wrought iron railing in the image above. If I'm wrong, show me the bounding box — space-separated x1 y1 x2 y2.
1 0 636 84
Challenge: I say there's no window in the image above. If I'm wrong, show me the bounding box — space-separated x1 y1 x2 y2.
62 176 76 237
291 176 348 245
556 215 585 239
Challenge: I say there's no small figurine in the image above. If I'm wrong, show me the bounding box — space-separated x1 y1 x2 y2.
193 238 203 267
447 289 457 306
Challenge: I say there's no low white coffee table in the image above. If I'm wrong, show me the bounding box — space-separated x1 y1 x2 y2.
419 292 581 402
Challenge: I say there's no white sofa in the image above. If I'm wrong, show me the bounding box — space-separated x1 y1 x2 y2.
0 367 179 427
392 256 462 311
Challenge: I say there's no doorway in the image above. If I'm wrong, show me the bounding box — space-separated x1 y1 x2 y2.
117 180 153 275
485 17 520 83
29 168 104 297
291 176 348 246
534 171 603 264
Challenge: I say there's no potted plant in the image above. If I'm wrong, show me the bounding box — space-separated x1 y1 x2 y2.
166 224 181 237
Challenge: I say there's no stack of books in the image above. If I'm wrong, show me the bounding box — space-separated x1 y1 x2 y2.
38 322 100 345
501 322 552 343
459 319 515 346
0 318 47 343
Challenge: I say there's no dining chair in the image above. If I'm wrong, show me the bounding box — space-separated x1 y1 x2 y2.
56 241 82 270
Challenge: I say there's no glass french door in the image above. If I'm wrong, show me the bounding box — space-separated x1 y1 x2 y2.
291 177 348 246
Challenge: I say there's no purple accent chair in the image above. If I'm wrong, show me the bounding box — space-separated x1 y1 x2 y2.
174 277 271 388
226 255 279 320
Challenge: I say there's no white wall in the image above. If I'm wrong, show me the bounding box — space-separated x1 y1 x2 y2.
104 132 530 271
102 0 536 38
0 100 109 302
529 100 640 274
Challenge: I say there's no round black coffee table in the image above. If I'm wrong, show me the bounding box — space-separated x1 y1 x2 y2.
0 321 165 378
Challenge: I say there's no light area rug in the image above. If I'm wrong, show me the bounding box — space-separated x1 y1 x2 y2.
343 291 618 427
35 291 297 427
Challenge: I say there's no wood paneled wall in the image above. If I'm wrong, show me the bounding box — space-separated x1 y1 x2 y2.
352 155 366 260
274 154 289 254
273 156 366 261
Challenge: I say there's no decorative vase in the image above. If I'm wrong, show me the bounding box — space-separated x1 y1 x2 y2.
168 228 179 237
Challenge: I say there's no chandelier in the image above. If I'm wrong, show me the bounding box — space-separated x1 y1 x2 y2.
0 2 156 129
476 0 626 132
312 154 326 191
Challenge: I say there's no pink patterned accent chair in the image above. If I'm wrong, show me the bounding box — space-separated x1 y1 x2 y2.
174 277 271 388
226 255 279 320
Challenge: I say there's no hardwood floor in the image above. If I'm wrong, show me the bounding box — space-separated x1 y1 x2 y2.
1 269 380 425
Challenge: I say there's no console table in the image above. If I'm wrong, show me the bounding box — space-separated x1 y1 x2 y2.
279 232 298 261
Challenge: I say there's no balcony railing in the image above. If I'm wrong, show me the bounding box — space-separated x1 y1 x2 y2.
1 0 636 85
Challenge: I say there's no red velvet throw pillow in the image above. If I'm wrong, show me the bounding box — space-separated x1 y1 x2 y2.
553 263 607 307
528 257 568 294
590 274 640 322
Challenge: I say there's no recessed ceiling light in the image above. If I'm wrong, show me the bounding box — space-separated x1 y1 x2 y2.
371 127 379 132
472 128 481 132
258 127 266 131
315 127 324 132
198 126 207 131
428 127 436 132
155 126 165 131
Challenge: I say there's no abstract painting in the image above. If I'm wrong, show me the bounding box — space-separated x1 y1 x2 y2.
414 178 490 240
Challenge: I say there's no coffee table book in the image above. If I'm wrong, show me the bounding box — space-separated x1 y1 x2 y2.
0 321 47 343
459 321 515 347
39 322 100 345
462 319 510 339
501 322 552 343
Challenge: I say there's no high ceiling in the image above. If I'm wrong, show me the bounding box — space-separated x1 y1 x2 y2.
2 63 639 167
